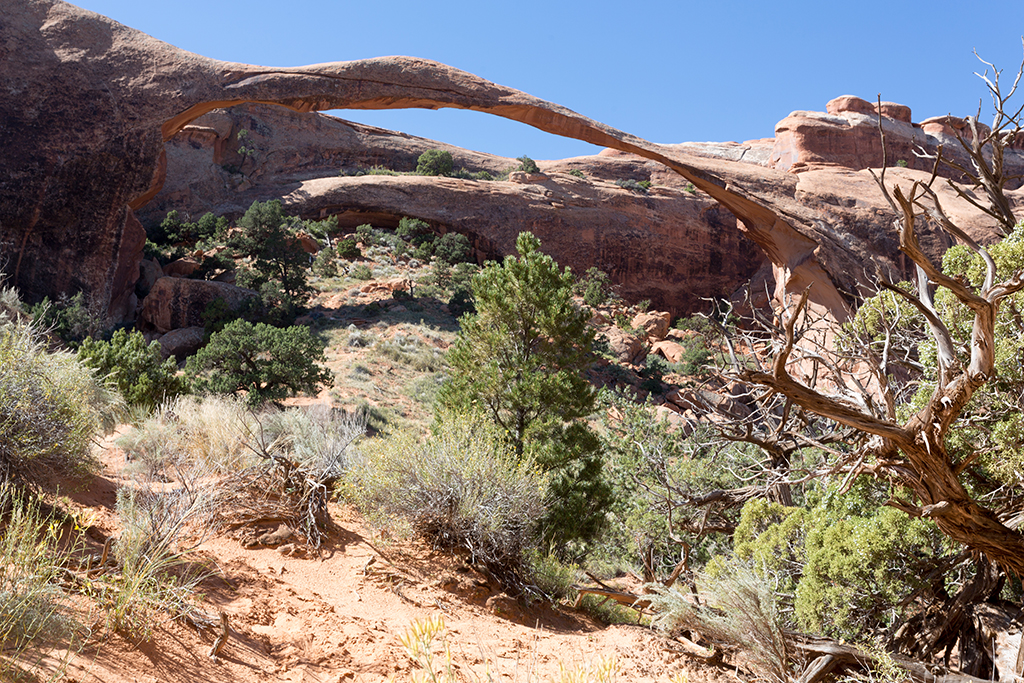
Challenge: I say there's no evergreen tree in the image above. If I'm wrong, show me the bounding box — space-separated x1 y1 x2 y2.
78 329 188 410
230 200 312 314
186 319 333 406
438 232 610 547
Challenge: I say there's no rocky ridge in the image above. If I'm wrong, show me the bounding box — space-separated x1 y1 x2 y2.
3 1 1024 327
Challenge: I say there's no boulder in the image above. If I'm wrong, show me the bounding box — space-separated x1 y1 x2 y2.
163 258 201 278
138 278 257 334
826 95 911 123
157 326 206 360
651 339 686 364
632 311 671 340
294 231 320 254
654 405 692 435
603 327 644 364
136 258 163 298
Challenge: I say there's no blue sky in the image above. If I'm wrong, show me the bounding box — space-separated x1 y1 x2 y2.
75 0 1024 160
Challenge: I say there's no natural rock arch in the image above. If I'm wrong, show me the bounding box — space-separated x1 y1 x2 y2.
1 0 845 320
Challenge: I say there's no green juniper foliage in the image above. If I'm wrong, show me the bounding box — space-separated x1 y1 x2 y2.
186 319 333 406
77 329 188 410
230 200 313 314
416 149 455 177
438 232 611 548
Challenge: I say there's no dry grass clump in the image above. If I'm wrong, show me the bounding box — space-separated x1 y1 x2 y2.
117 394 260 474
0 319 117 486
101 468 216 637
373 332 446 372
0 482 85 679
120 396 365 551
345 411 546 592
647 558 793 683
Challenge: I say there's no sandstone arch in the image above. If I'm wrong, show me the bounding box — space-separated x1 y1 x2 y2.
1 0 846 320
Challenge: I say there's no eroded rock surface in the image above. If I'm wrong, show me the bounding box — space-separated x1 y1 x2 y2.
4 0 1022 326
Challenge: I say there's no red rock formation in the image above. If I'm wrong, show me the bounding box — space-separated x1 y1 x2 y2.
138 278 257 334
5 1 1021 327
0 0 847 324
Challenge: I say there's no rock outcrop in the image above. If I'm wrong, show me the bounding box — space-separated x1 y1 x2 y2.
4 0 1022 327
138 278 257 334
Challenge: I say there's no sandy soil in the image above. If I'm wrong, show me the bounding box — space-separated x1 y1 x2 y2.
31 433 724 683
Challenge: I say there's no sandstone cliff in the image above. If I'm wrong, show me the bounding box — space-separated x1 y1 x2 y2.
3 1 1023 324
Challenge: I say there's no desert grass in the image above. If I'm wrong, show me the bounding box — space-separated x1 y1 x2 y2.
648 557 792 683
0 482 86 680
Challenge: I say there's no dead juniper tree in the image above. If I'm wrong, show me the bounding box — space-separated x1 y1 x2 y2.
711 47 1024 675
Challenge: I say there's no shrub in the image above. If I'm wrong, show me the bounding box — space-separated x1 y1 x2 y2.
106 473 214 637
355 223 376 246
77 328 188 410
374 333 446 372
516 155 540 173
186 319 333 406
677 341 713 377
0 482 83 679
312 247 339 277
29 291 101 347
614 178 648 194
568 168 586 178
346 412 546 591
350 263 373 280
230 200 312 308
434 232 472 266
396 217 433 245
575 267 613 307
649 558 793 683
117 395 260 473
416 149 455 177
0 321 114 484
336 237 361 260
361 165 398 176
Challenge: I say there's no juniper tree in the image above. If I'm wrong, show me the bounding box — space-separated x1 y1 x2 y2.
438 232 611 547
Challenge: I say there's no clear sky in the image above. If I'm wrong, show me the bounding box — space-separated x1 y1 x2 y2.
73 0 1024 160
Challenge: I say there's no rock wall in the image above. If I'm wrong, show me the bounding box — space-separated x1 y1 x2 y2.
4 1 1021 325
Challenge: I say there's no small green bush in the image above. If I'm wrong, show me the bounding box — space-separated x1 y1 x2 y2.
77 329 189 410
374 334 446 372
30 292 101 347
350 263 373 280
434 233 472 266
516 155 540 173
312 247 339 278
186 319 333 406
345 412 546 590
568 169 586 178
615 178 648 194
0 321 113 484
355 223 377 246
416 149 455 177
575 267 613 307
336 237 361 260
361 165 398 176
396 217 433 245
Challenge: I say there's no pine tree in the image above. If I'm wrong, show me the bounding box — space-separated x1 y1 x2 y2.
438 232 610 546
